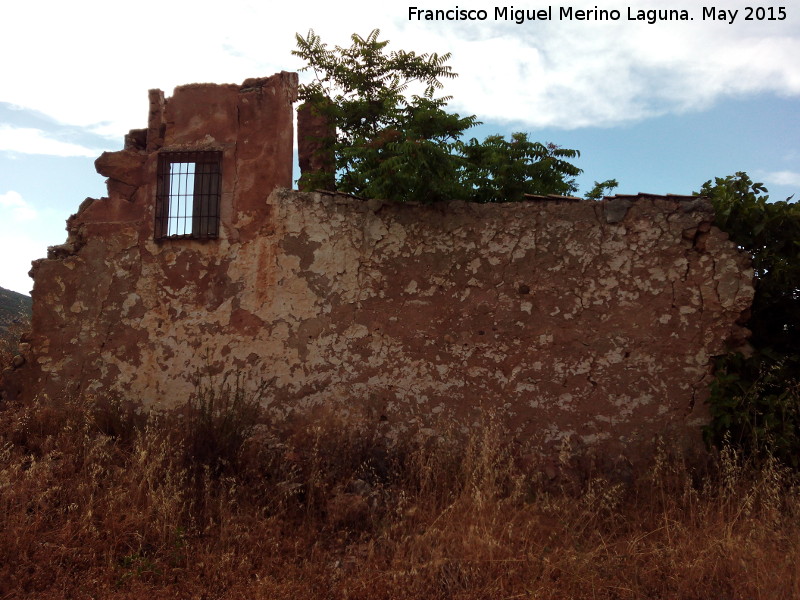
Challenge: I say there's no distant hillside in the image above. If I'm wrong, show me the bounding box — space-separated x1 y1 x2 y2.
0 286 32 330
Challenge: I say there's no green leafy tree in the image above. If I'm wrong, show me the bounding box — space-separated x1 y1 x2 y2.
293 29 586 203
700 172 800 464
293 29 476 202
457 134 581 202
700 173 800 356
584 178 619 200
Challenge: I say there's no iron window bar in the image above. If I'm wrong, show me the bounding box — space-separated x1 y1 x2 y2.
155 150 222 240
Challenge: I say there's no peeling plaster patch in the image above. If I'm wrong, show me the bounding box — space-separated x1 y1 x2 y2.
365 217 389 243
608 253 630 272
121 293 141 317
694 349 709 365
558 393 574 409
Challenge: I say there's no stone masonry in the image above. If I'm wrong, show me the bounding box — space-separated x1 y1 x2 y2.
1 73 754 460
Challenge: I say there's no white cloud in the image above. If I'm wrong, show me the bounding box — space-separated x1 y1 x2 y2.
437 1 800 128
0 190 37 221
0 197 67 294
0 125 99 157
762 170 800 187
0 196 53 293
1 0 798 135
0 232 44 296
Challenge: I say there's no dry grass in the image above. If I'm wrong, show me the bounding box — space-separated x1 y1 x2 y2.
1 387 799 599
0 317 28 367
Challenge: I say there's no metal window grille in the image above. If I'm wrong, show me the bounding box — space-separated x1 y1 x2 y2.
155 151 222 239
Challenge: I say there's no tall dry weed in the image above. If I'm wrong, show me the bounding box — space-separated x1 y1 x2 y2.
1 390 800 599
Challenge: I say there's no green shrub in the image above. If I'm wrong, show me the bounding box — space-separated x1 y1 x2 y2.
705 352 800 466
701 172 800 464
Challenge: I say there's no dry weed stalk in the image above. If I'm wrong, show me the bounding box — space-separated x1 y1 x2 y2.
1 389 799 599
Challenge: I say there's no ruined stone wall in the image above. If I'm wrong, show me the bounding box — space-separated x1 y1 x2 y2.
1 72 755 459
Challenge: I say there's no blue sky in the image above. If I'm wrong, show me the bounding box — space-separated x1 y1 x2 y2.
1 0 798 295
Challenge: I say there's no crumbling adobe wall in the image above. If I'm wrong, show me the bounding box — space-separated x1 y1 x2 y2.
1 71 299 403
1 72 754 459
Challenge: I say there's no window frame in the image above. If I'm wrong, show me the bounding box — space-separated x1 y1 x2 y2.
155 150 223 240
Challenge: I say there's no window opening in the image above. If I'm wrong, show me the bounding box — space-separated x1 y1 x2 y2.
155 151 222 239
